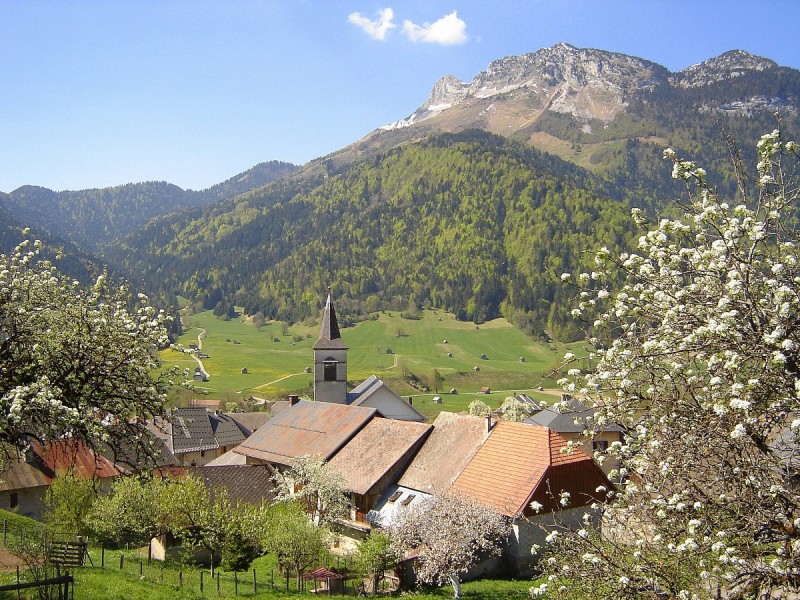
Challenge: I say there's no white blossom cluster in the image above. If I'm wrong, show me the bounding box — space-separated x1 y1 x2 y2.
0 237 172 462
389 492 507 593
540 131 800 598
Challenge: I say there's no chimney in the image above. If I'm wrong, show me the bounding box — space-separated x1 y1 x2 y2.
289 395 300 406
408 396 413 406
487 414 493 433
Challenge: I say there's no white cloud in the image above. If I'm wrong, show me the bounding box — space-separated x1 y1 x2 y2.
348 7 396 41
402 10 467 46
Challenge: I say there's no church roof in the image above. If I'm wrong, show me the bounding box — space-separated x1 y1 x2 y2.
313 292 348 350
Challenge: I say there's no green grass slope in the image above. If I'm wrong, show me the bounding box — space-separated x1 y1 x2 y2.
165 309 580 418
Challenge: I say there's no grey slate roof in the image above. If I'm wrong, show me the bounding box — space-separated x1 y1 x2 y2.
210 413 248 447
149 407 254 457
190 465 276 506
169 407 219 454
525 397 623 433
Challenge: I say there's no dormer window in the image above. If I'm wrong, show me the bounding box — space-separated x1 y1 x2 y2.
323 359 338 382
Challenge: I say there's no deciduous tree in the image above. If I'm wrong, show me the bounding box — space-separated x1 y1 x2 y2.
390 492 507 599
0 236 172 467
538 130 800 598
272 455 350 526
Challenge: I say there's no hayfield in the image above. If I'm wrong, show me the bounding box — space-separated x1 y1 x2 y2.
164 309 583 417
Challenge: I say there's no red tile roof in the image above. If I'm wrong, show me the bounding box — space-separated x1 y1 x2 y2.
327 419 432 496
233 400 376 466
450 421 610 517
398 412 490 494
0 440 119 492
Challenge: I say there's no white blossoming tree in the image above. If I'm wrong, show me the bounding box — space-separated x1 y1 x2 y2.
272 454 351 527
538 130 800 598
0 236 172 467
389 492 507 599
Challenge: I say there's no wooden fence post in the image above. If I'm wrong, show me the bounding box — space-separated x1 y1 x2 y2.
179 571 183 588
139 559 143 577
3 519 6 545
101 543 104 568
234 571 238 595
200 570 204 593
253 569 256 594
216 571 220 594
119 554 124 570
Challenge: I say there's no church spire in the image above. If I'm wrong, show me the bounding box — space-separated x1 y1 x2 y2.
318 289 341 342
313 288 348 350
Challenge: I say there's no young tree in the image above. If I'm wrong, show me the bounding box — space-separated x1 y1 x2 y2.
354 532 399 593
0 237 173 465
499 395 533 422
390 492 507 599
538 131 800 598
43 473 98 538
467 398 492 417
89 475 165 545
262 501 329 588
272 455 351 526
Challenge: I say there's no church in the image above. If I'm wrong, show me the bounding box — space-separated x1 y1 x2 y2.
312 292 427 422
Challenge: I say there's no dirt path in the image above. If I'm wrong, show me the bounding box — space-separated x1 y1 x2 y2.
191 329 208 376
0 548 24 569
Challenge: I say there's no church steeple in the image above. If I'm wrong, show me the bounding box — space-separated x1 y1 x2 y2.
312 289 348 403
316 290 343 346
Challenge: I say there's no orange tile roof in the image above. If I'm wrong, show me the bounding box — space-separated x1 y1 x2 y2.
450 421 607 518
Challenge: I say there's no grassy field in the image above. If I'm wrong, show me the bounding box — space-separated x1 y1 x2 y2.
164 309 584 418
0 507 541 599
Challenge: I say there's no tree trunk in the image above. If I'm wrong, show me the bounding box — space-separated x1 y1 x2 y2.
449 573 462 599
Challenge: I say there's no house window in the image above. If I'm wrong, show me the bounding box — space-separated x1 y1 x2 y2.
323 360 338 382
9 493 18 509
592 440 609 452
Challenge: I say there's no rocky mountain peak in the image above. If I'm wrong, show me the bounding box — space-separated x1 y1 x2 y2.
675 49 778 87
388 43 671 129
423 74 471 110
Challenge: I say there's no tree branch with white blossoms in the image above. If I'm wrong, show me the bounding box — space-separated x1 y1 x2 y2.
540 130 800 599
0 236 174 469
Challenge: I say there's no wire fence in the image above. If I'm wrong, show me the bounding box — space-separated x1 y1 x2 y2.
89 544 366 596
0 519 387 597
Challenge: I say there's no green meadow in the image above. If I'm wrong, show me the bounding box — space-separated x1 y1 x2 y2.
164 309 583 418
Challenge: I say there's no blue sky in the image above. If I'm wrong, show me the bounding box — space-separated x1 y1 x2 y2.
2 1 799 193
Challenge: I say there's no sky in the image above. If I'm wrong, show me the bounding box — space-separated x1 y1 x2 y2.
2 1 799 193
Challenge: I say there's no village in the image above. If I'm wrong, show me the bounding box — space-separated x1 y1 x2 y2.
0 292 620 596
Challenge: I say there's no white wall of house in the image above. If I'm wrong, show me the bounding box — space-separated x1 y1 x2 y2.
0 487 46 520
358 388 424 422
507 507 600 576
176 448 221 467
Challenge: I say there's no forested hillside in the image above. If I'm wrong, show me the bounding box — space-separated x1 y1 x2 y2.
105 131 647 341
2 161 298 250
